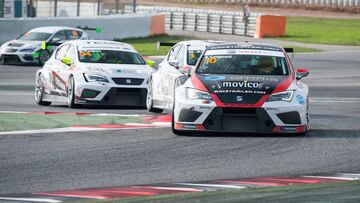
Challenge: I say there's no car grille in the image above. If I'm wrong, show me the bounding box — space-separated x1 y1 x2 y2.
112 78 144 85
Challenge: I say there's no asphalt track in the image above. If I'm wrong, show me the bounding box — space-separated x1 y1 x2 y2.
0 50 360 195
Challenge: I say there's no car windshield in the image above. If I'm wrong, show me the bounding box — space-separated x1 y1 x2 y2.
187 50 203 65
18 32 52 41
197 53 289 75
78 49 146 65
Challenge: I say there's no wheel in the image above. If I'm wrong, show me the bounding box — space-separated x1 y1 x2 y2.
0 55 4 65
146 78 163 113
67 76 81 108
34 74 51 106
38 49 51 66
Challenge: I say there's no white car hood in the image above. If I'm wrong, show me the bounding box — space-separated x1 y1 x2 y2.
82 63 154 78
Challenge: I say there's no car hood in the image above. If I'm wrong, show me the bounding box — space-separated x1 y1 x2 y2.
3 40 41 49
196 74 289 104
81 63 154 77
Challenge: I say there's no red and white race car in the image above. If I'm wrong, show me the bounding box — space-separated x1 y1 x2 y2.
171 42 310 135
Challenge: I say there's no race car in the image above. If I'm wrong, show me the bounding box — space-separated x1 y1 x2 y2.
146 40 222 113
0 26 88 65
34 40 155 108
171 42 310 135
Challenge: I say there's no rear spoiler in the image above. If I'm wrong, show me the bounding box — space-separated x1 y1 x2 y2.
156 42 177 52
76 26 102 33
284 47 294 57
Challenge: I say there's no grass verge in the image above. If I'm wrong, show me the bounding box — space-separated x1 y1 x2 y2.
0 113 145 132
280 16 360 45
75 181 360 203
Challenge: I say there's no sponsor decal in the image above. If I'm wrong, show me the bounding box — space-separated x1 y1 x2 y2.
183 124 197 129
296 95 305 105
236 95 243 102
221 81 262 89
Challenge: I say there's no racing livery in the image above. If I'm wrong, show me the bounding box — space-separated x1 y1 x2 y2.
35 40 154 108
172 43 310 135
147 40 222 113
0 26 88 65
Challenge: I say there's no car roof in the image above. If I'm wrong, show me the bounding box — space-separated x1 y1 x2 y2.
206 42 284 52
179 40 224 47
68 40 137 52
28 26 83 34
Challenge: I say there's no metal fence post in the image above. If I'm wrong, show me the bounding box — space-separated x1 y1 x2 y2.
169 12 173 29
194 14 198 31
97 0 100 15
183 12 186 30
219 15 223 33
0 0 3 18
77 0 80 16
116 0 120 14
232 15 235 35
207 14 210 32
54 0 57 17
133 0 136 13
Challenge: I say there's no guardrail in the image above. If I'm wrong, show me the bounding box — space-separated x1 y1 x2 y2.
124 5 258 37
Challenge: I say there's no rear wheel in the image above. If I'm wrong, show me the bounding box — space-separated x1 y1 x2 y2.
146 78 163 113
67 76 81 108
38 49 51 66
34 74 51 106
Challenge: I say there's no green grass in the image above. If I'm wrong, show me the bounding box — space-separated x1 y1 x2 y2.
120 34 193 56
291 46 322 53
0 113 144 132
75 181 360 203
280 17 360 45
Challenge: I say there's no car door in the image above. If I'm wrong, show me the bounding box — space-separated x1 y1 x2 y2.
51 44 70 96
58 44 76 96
153 44 181 106
166 44 185 107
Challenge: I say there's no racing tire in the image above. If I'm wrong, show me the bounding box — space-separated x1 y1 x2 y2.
146 78 163 113
38 49 51 66
67 76 81 108
34 74 51 106
0 55 4 65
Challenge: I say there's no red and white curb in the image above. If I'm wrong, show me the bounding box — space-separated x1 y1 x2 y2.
0 111 172 135
0 173 359 202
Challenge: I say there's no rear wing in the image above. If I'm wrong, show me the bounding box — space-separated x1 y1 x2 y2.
76 26 102 33
284 47 294 57
156 42 177 53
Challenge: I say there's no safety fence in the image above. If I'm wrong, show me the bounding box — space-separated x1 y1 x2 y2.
124 5 259 37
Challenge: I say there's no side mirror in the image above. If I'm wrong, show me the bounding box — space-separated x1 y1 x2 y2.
146 59 155 68
51 37 60 43
179 66 192 77
61 57 72 66
168 59 179 69
296 68 309 80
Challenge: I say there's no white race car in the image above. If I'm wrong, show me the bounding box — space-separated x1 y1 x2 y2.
147 40 222 113
171 42 310 135
0 26 88 65
35 40 154 108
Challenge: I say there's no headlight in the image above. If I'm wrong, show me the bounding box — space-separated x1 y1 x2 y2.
267 90 294 102
19 47 36 52
186 88 212 100
83 73 109 83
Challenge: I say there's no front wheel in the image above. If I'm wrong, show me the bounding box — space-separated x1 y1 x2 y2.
67 76 81 108
34 74 51 106
146 78 163 113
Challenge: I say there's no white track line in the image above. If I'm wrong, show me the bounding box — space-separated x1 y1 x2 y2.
177 183 246 189
0 197 61 203
302 175 358 181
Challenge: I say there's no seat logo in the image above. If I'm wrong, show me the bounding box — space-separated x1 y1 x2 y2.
236 95 243 102
126 79 132 84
